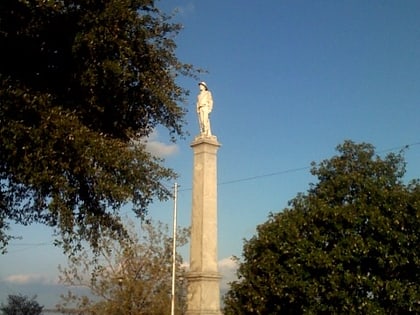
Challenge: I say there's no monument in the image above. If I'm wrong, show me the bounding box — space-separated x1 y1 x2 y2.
186 82 222 315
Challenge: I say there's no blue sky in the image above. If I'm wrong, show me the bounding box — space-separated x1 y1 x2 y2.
1 0 420 309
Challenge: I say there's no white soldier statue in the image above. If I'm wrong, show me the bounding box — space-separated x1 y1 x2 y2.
196 81 213 136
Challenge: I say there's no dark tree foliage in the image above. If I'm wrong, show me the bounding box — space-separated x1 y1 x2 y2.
1 294 43 315
224 141 420 315
0 0 197 253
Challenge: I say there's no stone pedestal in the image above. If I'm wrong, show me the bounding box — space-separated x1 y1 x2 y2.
186 135 222 315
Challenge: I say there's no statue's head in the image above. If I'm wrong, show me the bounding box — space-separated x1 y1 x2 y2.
198 81 208 90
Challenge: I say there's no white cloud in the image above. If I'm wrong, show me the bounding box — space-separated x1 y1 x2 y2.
4 274 57 285
218 257 239 291
145 140 179 157
218 256 238 270
143 129 179 157
180 262 190 270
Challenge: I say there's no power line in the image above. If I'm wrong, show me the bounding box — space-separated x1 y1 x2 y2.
218 166 310 186
8 242 50 246
6 141 420 248
377 141 420 154
5 242 52 253
177 141 420 192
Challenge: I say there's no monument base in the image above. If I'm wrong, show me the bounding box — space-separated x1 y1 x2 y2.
185 272 222 315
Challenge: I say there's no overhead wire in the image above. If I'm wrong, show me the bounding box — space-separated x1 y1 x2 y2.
6 141 420 249
5 242 52 253
178 141 420 192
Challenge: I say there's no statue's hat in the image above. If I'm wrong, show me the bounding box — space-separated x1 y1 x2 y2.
198 81 208 89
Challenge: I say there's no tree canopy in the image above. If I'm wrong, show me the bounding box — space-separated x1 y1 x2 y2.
58 220 189 315
0 0 197 253
224 141 420 314
1 294 43 315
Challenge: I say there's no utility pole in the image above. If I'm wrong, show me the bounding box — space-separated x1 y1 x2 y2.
170 182 178 315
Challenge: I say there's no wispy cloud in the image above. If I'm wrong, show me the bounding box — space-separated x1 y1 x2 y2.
143 129 179 157
4 274 57 285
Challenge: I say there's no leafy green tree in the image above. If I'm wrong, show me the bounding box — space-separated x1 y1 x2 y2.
224 141 420 315
1 294 43 315
0 0 198 253
58 219 189 315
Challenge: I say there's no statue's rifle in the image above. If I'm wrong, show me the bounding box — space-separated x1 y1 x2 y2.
197 108 203 133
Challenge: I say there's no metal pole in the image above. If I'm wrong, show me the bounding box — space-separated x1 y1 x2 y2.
170 183 178 315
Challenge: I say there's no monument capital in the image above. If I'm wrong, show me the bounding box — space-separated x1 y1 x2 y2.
191 135 220 148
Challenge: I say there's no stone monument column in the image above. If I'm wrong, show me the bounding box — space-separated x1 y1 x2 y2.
186 134 222 315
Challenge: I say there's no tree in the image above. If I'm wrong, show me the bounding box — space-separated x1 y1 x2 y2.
0 0 198 253
57 219 189 315
1 294 43 315
224 141 420 314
